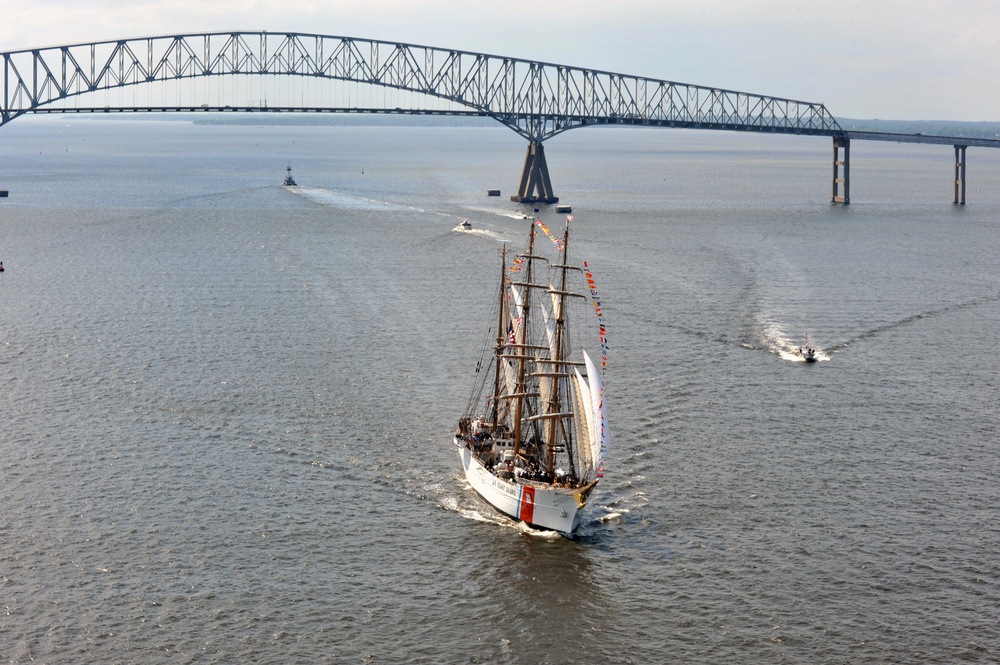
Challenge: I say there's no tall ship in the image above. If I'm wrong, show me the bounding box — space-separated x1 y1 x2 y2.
454 218 608 535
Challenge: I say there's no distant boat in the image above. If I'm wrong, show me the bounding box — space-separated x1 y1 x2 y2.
798 346 817 362
282 164 297 187
455 219 472 230
454 218 608 536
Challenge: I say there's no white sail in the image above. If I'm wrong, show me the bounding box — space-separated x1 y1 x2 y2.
584 350 608 470
572 367 595 478
549 286 564 323
535 296 559 448
509 284 525 333
536 297 556 421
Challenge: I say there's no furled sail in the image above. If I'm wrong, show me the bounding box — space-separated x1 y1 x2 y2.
502 356 518 406
537 358 554 426
502 283 526 399
508 284 525 340
540 296 558 360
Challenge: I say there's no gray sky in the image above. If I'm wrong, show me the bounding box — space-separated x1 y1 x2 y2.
2 0 998 121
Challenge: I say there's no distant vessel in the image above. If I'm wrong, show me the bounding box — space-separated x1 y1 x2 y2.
799 346 817 362
454 218 608 535
282 164 297 187
455 219 472 230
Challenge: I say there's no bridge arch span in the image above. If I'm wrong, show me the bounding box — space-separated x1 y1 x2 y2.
1 31 842 140
35 32 999 204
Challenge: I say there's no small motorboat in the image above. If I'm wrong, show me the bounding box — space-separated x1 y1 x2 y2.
455 219 472 230
798 346 817 363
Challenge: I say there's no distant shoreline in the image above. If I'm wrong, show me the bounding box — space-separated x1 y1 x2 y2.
837 117 1000 139
40 112 1000 139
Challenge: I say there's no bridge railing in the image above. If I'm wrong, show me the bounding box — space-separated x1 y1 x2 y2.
1 31 843 140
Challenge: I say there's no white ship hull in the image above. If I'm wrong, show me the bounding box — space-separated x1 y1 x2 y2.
456 437 590 535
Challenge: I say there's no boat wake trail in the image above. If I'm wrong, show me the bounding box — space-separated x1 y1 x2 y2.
93 186 274 227
825 292 1000 354
452 225 508 242
290 186 511 240
443 493 565 539
439 494 509 527
741 292 1000 360
436 476 531 532
461 206 532 222
291 185 415 212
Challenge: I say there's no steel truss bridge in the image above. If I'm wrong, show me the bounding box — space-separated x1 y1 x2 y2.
2 31 998 204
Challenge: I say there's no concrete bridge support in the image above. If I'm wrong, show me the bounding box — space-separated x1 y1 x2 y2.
511 141 559 204
831 136 850 205
954 145 967 205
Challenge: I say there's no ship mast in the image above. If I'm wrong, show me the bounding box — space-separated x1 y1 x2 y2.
490 244 508 430
544 224 571 474
510 226 535 459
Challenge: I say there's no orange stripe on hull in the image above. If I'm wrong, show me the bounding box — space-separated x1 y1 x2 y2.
518 485 536 523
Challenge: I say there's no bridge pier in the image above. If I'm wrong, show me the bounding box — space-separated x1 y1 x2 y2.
954 145 967 205
511 141 559 204
831 136 850 205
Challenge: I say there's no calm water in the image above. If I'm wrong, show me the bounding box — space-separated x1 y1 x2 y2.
1 117 998 663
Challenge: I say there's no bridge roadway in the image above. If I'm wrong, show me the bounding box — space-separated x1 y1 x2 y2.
3 31 999 204
825 131 1000 205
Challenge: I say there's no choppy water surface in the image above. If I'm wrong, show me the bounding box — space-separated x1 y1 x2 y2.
1 118 998 663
